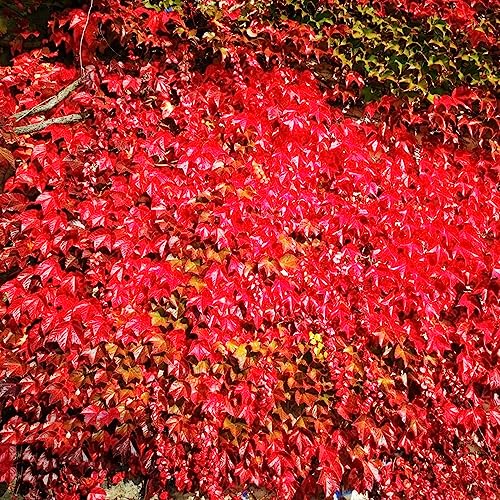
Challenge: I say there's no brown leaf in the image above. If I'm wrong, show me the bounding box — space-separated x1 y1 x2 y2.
0 146 15 192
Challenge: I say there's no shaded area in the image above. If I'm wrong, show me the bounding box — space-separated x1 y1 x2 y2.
0 0 82 65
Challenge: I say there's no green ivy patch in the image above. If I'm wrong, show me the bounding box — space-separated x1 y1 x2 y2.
276 1 499 102
143 0 499 105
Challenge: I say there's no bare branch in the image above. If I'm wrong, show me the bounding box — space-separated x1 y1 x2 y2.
13 114 84 135
12 77 86 122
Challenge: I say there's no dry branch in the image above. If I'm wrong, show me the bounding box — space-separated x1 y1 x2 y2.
12 76 85 122
13 114 83 135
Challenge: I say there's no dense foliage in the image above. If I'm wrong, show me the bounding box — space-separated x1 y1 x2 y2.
0 1 79 64
0 0 498 498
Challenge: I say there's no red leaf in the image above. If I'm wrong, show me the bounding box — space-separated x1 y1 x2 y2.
47 321 83 351
36 258 63 285
88 487 107 500
426 332 450 355
188 341 211 361
81 404 103 426
0 444 16 483
319 466 342 498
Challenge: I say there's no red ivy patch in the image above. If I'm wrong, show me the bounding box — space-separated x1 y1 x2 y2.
0 1 498 499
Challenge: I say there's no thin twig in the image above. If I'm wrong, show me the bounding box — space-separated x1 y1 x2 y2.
98 24 123 57
79 0 95 75
12 76 86 122
13 114 83 135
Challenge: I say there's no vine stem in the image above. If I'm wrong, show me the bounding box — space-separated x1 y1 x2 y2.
79 0 94 75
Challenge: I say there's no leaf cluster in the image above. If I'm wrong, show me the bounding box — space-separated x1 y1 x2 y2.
0 0 498 498
142 0 499 106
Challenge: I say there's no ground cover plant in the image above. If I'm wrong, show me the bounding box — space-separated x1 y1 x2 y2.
0 0 499 498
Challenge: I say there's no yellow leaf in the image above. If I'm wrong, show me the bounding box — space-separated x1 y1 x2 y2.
165 256 184 269
394 344 408 366
264 417 273 433
188 276 206 291
351 444 366 460
161 100 174 117
219 47 229 61
104 342 119 359
233 344 247 370
117 364 143 384
146 333 167 353
185 260 202 274
129 365 143 383
0 17 9 36
236 187 254 200
258 257 278 275
249 340 261 352
169 404 180 414
206 247 229 263
343 345 355 355
102 384 116 404
150 311 169 327
116 365 129 384
378 376 394 392
70 369 85 387
223 417 244 438
193 360 209 374
273 405 289 421
268 340 278 353
424 354 438 366
279 253 299 270
278 233 295 253
226 340 239 353
295 416 306 428
279 361 297 375
172 319 188 331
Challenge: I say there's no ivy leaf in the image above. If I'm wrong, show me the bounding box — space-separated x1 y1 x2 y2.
279 253 299 270
47 321 83 351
